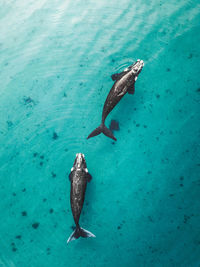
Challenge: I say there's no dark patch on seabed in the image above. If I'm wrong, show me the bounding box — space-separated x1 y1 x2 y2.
21 211 27 216
33 152 38 157
11 242 17 252
51 171 56 178
49 208 54 213
52 131 59 140
32 222 40 229
23 96 36 107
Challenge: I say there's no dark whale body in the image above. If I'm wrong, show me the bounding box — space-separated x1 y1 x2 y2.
67 153 95 243
87 59 144 141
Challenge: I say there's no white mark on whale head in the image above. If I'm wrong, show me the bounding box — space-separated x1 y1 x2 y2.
131 59 144 76
140 60 144 66
73 153 87 171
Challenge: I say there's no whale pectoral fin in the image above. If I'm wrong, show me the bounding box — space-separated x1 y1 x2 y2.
111 73 121 81
86 173 92 182
111 71 128 81
127 84 135 94
69 172 73 181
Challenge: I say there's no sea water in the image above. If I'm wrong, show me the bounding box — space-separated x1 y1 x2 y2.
0 0 200 266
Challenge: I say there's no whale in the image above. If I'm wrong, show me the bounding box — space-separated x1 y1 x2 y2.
67 153 95 243
87 59 144 141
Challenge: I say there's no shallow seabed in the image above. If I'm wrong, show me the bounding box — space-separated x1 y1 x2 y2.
0 0 200 266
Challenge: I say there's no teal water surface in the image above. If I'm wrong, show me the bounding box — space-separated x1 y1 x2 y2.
0 0 200 266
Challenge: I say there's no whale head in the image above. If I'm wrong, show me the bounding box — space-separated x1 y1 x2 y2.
124 59 144 87
71 153 87 172
130 59 144 78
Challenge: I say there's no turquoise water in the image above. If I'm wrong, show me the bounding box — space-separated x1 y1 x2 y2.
0 0 200 266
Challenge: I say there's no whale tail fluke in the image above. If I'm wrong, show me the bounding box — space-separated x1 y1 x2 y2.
87 123 117 141
67 226 95 244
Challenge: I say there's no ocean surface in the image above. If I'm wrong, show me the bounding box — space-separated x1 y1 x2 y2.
0 0 200 266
